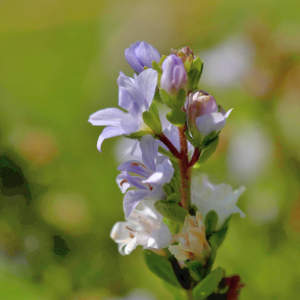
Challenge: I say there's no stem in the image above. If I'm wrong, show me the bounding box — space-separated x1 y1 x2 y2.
188 148 201 168
178 125 191 210
158 133 181 159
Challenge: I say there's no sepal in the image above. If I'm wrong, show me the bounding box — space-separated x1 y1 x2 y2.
192 267 224 300
166 110 186 126
187 57 203 91
154 200 188 223
204 210 219 234
194 136 219 168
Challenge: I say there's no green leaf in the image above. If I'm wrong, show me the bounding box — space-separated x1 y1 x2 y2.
153 89 164 104
167 193 180 203
186 260 205 282
187 57 203 91
158 146 177 162
160 89 173 108
204 210 219 234
202 132 218 147
152 61 162 74
166 109 186 126
159 55 167 66
125 131 153 140
154 200 188 223
193 268 224 300
142 111 162 134
173 88 187 109
149 101 160 121
210 216 231 248
143 250 181 288
195 136 219 168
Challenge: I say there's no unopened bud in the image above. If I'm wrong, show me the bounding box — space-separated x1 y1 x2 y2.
125 41 161 73
187 91 218 143
161 54 187 96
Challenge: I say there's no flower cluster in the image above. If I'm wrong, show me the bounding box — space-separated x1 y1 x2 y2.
89 41 246 299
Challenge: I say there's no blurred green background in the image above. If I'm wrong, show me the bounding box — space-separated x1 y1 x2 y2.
1 0 300 299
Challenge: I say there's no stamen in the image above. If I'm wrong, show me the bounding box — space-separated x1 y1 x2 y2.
120 179 128 186
131 162 147 169
126 226 136 232
129 232 135 238
147 184 153 191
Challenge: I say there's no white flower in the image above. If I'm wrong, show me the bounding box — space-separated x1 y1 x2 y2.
191 174 246 230
110 201 172 255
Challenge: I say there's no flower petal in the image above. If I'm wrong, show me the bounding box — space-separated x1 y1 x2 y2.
117 160 150 178
196 112 226 137
88 108 126 127
125 43 144 73
143 159 174 185
136 69 158 109
135 41 161 68
140 135 158 171
123 189 151 218
97 126 126 152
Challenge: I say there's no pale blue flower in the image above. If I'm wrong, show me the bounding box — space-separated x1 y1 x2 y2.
116 135 174 218
88 69 158 152
125 41 161 73
161 54 187 95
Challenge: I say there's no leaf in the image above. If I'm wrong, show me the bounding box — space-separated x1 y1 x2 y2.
159 55 167 66
142 111 162 134
152 61 162 74
166 109 186 126
186 260 205 282
160 88 173 108
143 250 181 288
154 200 188 223
205 210 219 234
193 268 224 300
167 193 180 203
174 88 187 109
195 136 219 167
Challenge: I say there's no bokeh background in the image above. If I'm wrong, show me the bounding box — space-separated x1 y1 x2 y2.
1 0 300 299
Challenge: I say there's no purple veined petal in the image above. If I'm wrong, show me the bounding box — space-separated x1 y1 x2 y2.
125 43 144 73
135 41 161 68
143 159 174 186
117 160 150 178
122 170 148 191
136 69 158 109
172 64 188 91
148 186 166 200
140 135 158 171
123 189 151 218
120 112 141 133
88 108 126 127
195 113 227 137
117 72 144 109
130 140 142 157
97 126 127 152
118 86 134 111
161 57 175 94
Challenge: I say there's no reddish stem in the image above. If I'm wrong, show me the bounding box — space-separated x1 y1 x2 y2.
187 148 201 168
158 133 181 159
178 125 191 210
